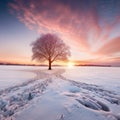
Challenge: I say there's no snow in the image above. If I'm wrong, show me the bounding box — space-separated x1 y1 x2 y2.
63 67 120 93
0 65 36 90
0 65 120 120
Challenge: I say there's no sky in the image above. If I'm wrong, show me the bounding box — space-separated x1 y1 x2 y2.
0 0 120 66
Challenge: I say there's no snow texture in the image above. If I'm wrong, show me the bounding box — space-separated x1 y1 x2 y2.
0 66 120 120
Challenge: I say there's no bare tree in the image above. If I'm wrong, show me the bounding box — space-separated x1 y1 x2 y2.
31 33 71 70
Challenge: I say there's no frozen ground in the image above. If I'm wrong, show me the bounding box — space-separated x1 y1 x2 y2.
0 65 120 120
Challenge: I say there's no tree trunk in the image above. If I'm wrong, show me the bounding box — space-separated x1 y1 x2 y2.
48 59 52 70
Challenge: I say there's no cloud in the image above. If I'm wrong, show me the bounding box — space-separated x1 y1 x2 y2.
96 37 120 55
9 0 100 50
9 0 120 64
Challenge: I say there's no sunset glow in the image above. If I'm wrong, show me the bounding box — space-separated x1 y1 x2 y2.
0 0 120 66
67 62 75 68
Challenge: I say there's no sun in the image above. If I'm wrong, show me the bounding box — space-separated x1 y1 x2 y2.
67 62 75 68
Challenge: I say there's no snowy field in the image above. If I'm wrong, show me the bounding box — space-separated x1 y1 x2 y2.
0 65 50 90
63 67 120 94
0 65 120 120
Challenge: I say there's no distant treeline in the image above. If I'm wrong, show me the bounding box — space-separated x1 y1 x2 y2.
0 62 37 66
75 64 111 67
0 62 111 67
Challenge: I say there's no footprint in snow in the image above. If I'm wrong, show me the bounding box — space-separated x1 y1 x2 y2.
76 97 110 112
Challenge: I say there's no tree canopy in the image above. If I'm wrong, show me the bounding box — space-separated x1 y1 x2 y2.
31 33 71 70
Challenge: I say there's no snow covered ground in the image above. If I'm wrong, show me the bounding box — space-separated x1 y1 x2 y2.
0 67 35 90
0 65 48 90
63 67 120 94
0 65 120 120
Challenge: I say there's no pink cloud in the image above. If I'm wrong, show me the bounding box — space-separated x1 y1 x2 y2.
96 37 120 55
9 0 100 51
9 0 120 65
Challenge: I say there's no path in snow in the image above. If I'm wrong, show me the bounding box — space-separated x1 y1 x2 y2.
0 68 120 120
0 69 55 120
